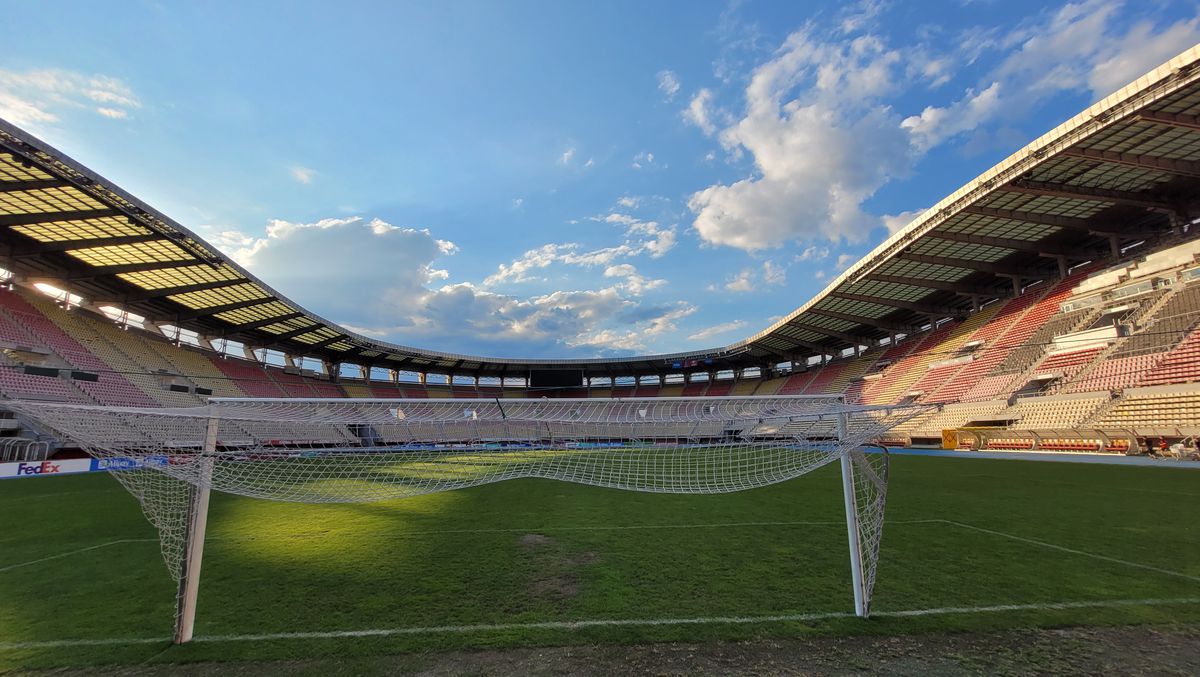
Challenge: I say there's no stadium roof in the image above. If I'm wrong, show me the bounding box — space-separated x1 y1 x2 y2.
1 47 1200 379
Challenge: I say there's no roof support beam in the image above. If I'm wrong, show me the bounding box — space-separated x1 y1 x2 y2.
175 297 278 322
829 291 964 317
116 278 248 302
68 258 205 278
236 312 305 332
1 233 162 256
961 205 1096 231
1062 147 1200 179
1137 110 1200 131
864 273 1004 297
0 209 123 227
0 178 71 193
805 307 912 333
309 333 348 348
271 325 324 342
926 229 1085 257
999 179 1176 211
896 251 1039 277
785 321 870 345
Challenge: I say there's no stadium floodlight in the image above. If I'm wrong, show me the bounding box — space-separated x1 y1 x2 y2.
9 395 928 642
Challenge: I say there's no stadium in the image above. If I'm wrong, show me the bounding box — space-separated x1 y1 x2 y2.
2 22 1200 677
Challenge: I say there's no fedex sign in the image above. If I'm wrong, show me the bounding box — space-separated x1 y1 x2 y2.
0 458 93 479
16 461 63 475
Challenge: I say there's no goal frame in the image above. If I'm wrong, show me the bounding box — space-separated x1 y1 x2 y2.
167 396 881 643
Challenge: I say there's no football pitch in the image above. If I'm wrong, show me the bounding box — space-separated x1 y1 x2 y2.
1 454 1198 671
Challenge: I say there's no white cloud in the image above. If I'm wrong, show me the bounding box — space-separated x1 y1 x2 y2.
603 263 666 295
631 151 655 169
688 30 913 251
684 88 718 135
725 268 755 293
617 196 640 209
1087 17 1200 97
289 166 316 184
796 246 829 262
688 319 747 342
904 1 1200 149
836 253 857 270
512 197 524 209
560 146 576 165
762 259 786 286
657 69 681 99
221 214 688 357
881 208 926 235
584 157 595 168
0 68 140 128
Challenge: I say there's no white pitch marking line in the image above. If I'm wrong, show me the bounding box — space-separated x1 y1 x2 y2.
934 519 1200 583
2 597 1198 650
0 538 158 573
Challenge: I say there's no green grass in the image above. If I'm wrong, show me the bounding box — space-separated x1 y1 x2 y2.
1 455 1198 670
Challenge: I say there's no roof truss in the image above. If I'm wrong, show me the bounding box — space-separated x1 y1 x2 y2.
999 179 1176 211
864 273 1003 297
0 178 71 192
829 291 964 318
896 251 1041 277
1062 147 1200 179
175 297 278 322
0 209 123 227
927 229 1084 257
805 307 913 333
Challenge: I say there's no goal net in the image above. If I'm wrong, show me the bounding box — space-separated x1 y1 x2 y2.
9 395 927 639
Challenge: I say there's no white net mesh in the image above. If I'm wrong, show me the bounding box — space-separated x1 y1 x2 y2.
9 395 927 620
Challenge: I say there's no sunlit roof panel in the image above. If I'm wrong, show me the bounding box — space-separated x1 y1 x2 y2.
118 265 242 290
166 283 272 309
0 186 108 215
12 216 152 242
67 239 194 267
0 154 56 181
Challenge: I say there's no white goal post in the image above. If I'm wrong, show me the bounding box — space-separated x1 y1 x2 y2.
9 395 923 641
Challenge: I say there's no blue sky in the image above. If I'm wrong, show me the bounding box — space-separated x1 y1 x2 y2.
2 0 1197 358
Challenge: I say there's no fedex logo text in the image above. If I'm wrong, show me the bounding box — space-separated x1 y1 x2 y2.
17 461 62 475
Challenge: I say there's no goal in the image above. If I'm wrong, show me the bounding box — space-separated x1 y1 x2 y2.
10 395 926 642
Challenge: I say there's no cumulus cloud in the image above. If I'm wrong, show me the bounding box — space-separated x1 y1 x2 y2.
560 146 576 165
603 263 666 295
881 209 926 235
762 259 786 286
0 68 140 128
725 268 755 292
684 88 718 135
657 69 681 99
219 215 692 357
688 30 914 250
688 319 748 342
796 245 830 262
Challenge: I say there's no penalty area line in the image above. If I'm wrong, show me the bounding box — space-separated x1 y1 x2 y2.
935 519 1200 584
0 539 158 574
3 597 1199 650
